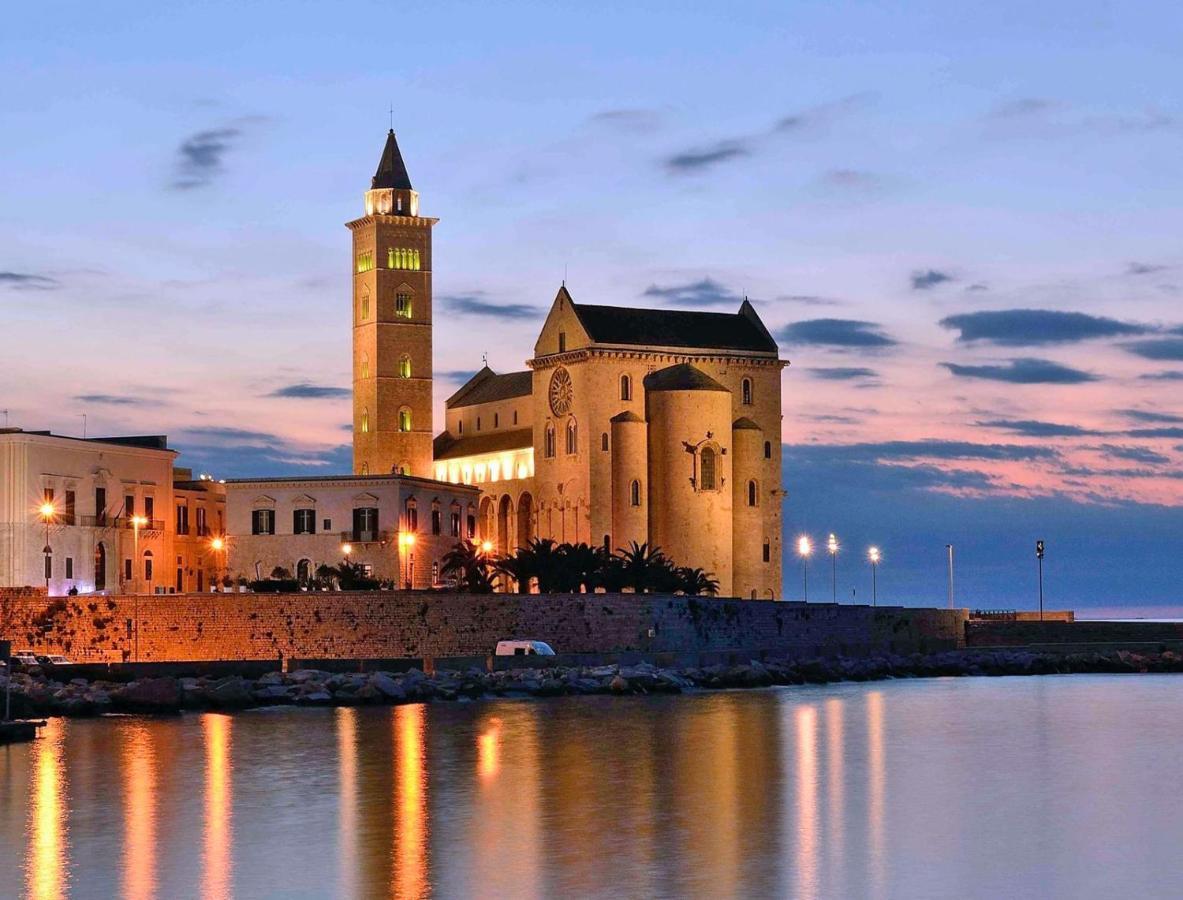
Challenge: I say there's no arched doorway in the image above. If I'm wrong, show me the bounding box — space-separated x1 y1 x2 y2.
516 492 534 548
94 542 107 591
478 497 495 546
497 495 514 555
297 558 312 585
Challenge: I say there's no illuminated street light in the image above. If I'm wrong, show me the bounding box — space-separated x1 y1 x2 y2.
341 543 353 557
868 546 881 606
130 514 148 662
827 533 839 604
209 536 227 588
796 535 812 602
39 501 56 595
480 540 493 555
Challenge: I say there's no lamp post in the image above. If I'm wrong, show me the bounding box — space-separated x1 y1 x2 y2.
1036 539 1045 622
796 536 812 602
401 533 416 590
130 514 148 662
945 543 954 609
827 533 839 603
39 502 55 595
868 546 881 606
210 536 226 590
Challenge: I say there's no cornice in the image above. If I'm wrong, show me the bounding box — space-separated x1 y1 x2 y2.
345 214 440 230
528 347 788 370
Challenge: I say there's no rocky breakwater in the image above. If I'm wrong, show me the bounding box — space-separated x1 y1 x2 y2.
4 647 1183 719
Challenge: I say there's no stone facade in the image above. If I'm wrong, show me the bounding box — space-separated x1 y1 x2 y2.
0 586 966 663
224 473 480 588
0 429 226 595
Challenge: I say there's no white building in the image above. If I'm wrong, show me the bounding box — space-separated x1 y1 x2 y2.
224 473 480 588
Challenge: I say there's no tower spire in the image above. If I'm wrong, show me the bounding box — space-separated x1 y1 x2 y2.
372 129 413 190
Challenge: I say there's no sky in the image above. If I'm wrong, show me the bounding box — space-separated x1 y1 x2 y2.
1 1 1181 613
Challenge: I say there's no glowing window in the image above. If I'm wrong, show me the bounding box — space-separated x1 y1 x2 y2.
360 291 370 320
398 407 412 432
396 292 412 318
361 408 369 433
700 447 716 491
620 374 632 401
360 353 370 380
399 355 411 378
356 251 374 273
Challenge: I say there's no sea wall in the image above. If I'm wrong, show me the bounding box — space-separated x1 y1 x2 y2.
967 620 1183 648
0 588 966 663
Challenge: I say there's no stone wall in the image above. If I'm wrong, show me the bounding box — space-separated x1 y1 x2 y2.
967 619 1183 647
0 587 966 663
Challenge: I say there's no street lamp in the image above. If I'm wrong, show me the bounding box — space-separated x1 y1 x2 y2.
39 502 55 595
341 542 353 558
130 514 148 662
868 546 881 606
827 533 839 603
945 543 955 609
480 540 493 555
796 536 812 602
209 536 226 589
401 532 417 590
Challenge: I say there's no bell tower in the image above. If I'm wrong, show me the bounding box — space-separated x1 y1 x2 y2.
347 129 437 477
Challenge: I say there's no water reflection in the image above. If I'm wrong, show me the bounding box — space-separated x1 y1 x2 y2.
393 704 428 899
202 715 232 900
825 696 845 891
867 690 886 897
26 718 68 900
121 722 157 900
336 708 358 899
794 705 819 900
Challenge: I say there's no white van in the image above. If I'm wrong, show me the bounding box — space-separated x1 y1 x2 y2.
495 640 556 657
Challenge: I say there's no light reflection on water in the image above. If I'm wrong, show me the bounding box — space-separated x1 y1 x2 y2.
2 675 1183 899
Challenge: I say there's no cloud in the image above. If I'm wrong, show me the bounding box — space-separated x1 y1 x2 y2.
266 383 350 399
1123 338 1183 361
1095 444 1171 465
817 169 883 192
985 99 1176 138
587 108 663 133
171 126 242 189
774 294 842 307
805 367 879 381
642 277 742 308
833 439 1059 463
74 393 156 407
778 318 897 348
976 418 1105 438
1120 409 1183 424
437 369 478 382
174 426 352 478
940 309 1149 345
662 94 872 174
1127 262 1169 276
442 293 539 319
941 358 1099 384
663 140 750 173
1124 427 1183 439
1139 370 1183 381
0 271 59 290
911 269 954 290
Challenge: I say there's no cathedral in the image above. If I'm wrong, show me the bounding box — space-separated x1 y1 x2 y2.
349 130 787 599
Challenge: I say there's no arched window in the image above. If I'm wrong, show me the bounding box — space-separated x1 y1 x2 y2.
747 479 758 507
361 408 369 433
387 247 396 268
544 423 556 458
742 378 753 406
764 440 772 459
360 291 370 320
630 479 641 507
360 353 370 380
413 249 421 270
399 355 411 378
398 407 412 432
405 497 419 531
620 374 632 401
699 447 717 491
360 462 369 475
762 539 771 563
566 419 578 454
396 292 412 318
601 432 609 452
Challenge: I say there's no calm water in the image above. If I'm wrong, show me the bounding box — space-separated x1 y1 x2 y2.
2 675 1181 899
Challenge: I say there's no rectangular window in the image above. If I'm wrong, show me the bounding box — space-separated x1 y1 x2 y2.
124 558 132 581
125 494 135 517
145 557 153 582
43 486 54 505
352 507 379 541
323 518 332 532
763 542 771 563
293 508 316 535
64 490 76 525
450 511 461 537
65 557 74 579
558 332 566 352
476 417 481 431
493 413 499 428
196 507 207 536
176 504 189 535
467 514 476 538
405 504 419 532
95 487 107 525
176 565 183 591
431 509 441 535
251 509 276 535
144 497 154 520
45 554 52 579
396 292 412 318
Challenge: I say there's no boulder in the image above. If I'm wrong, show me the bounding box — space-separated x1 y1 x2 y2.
369 673 406 701
114 678 182 714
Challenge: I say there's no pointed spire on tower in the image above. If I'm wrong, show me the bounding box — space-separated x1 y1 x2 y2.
372 129 413 190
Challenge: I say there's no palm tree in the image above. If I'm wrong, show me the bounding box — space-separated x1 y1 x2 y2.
441 541 494 593
676 566 720 596
557 542 602 592
514 538 565 593
270 565 293 580
492 552 534 594
314 563 338 590
615 542 670 593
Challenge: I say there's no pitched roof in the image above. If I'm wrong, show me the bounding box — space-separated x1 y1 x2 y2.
569 297 778 353
372 130 413 191
445 367 533 409
644 363 730 393
433 428 533 461
732 417 763 431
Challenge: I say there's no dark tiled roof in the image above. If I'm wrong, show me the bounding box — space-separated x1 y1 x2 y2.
224 472 478 491
433 428 533 461
570 298 778 353
372 130 413 191
445 367 533 409
644 363 730 393
732 417 762 431
610 410 644 423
